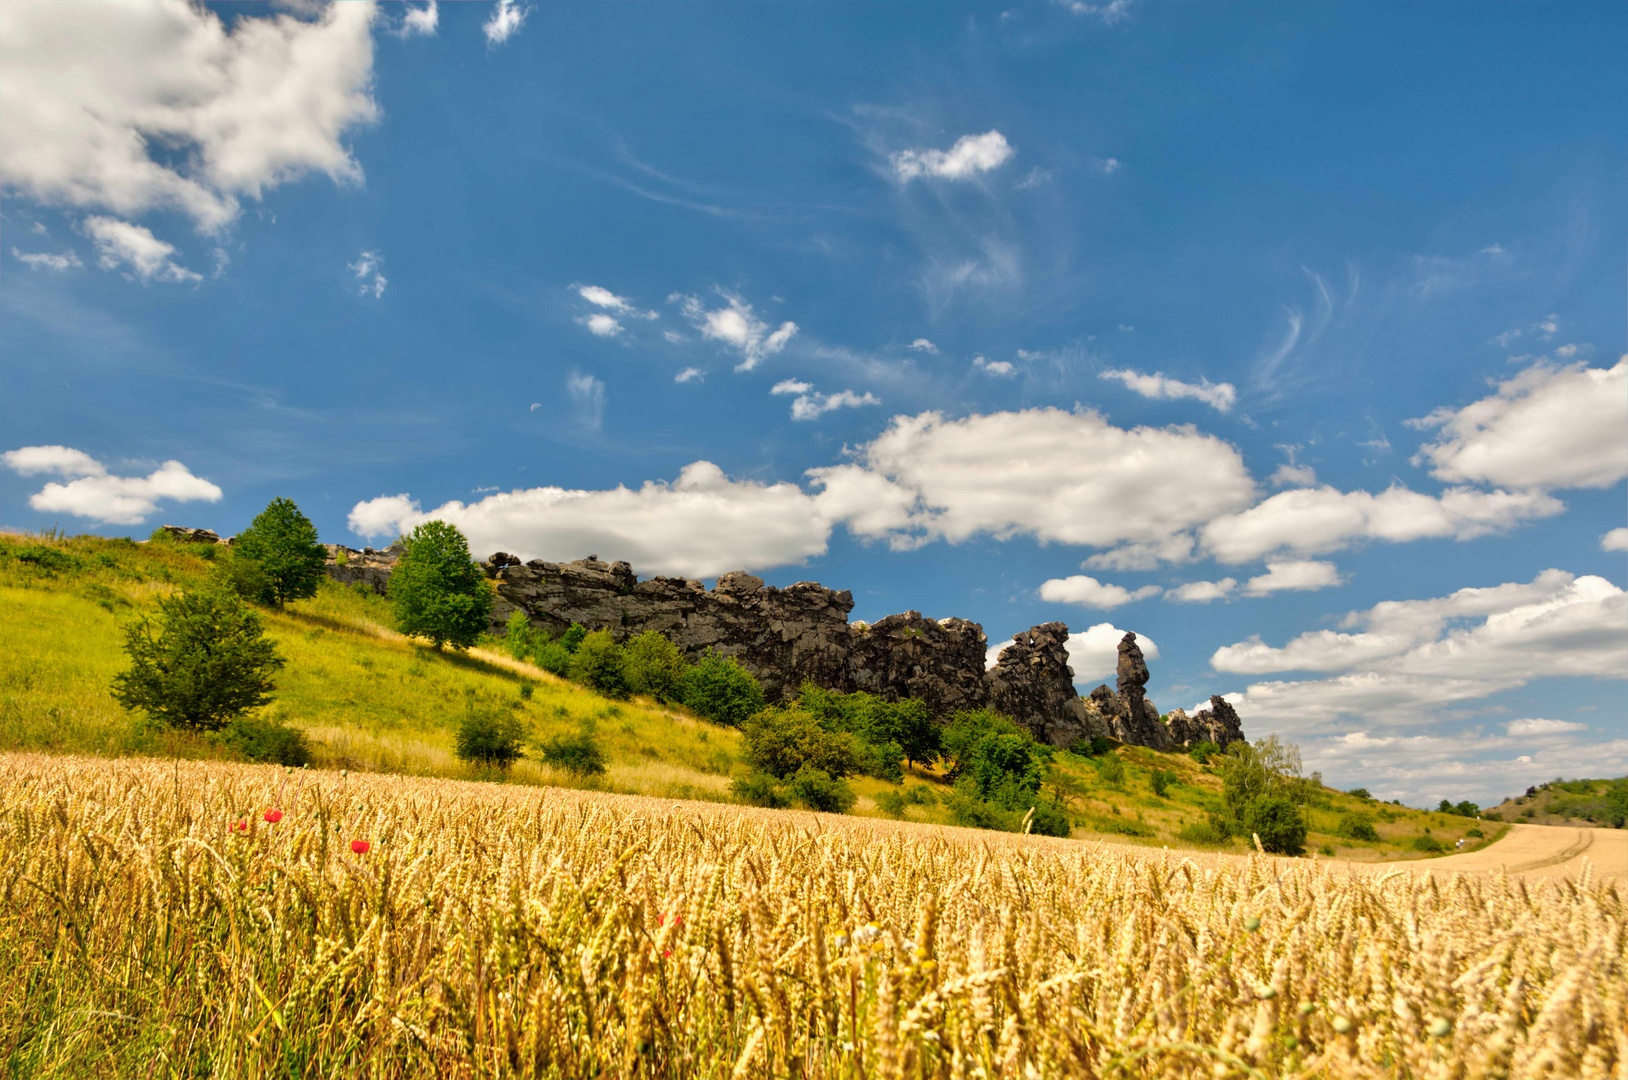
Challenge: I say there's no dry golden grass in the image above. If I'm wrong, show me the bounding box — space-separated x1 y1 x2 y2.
0 753 1620 1079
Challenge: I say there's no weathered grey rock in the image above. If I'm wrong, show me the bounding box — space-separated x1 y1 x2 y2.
1186 695 1246 748
323 543 399 596
158 525 225 544
986 623 1105 747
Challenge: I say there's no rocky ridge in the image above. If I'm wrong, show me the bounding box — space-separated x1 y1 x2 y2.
324 545 1245 752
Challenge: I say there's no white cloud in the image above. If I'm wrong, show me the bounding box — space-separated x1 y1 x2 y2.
483 0 528 45
397 2 438 37
1168 578 1237 603
1200 483 1563 564
891 130 1014 183
1602 527 1628 553
663 330 686 344
770 380 812 396
674 367 703 384
1038 574 1161 608
1058 0 1133 25
906 338 939 355
772 381 881 422
1083 535 1194 572
819 406 1257 551
1269 463 1317 488
674 290 797 371
1243 559 1343 596
82 217 200 283
347 249 386 298
973 356 1016 377
1098 368 1237 413
1506 718 1588 737
986 623 1159 686
1015 166 1052 189
1096 157 1122 174
566 372 605 431
0 0 378 232
578 313 623 338
1409 356 1628 490
577 284 656 320
11 247 80 271
2 445 221 525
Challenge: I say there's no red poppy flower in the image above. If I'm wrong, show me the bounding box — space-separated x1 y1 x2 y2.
231 820 249 833
350 839 371 854
263 809 284 824
660 913 683 927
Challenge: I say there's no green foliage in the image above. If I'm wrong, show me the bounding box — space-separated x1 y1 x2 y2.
537 725 607 776
1219 736 1304 821
10 544 81 575
1437 798 1480 817
1411 833 1448 853
786 765 857 813
558 623 587 653
218 714 311 766
680 651 765 727
1465 826 1484 838
1176 819 1231 846
1319 843 1336 856
739 706 858 779
1070 735 1114 757
110 587 285 732
503 610 539 660
1094 751 1125 787
232 498 326 608
568 630 629 698
623 631 689 703
1025 803 1072 838
1187 740 1221 765
1245 796 1307 855
1335 812 1381 842
532 641 573 676
390 521 493 650
1608 780 1628 829
797 682 940 769
874 788 908 818
1149 766 1174 797
212 550 273 605
939 710 1064 833
1346 787 1372 800
729 771 790 808
454 708 528 769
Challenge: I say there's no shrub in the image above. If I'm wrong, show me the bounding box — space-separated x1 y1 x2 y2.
1071 735 1114 757
558 623 587 653
623 631 689 703
946 793 1013 831
853 738 905 784
1187 740 1221 765
729 771 789 808
1347 787 1372 800
681 651 765 727
1026 803 1072 838
1411 834 1448 853
1150 767 1173 798
568 630 629 698
1177 819 1231 846
232 498 327 608
454 709 528 769
1245 797 1307 856
1335 812 1381 842
904 784 938 806
740 706 858 780
1465 827 1484 838
219 714 311 766
390 521 493 651
874 788 908 818
532 641 573 676
111 587 285 732
537 726 606 776
786 766 856 813
503 610 538 660
212 551 273 605
9 543 82 575
1095 752 1125 787
1319 843 1336 856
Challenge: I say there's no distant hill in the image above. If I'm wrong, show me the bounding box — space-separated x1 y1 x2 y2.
1485 777 1628 828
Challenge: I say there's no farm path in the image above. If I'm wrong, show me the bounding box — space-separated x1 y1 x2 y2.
1381 822 1627 882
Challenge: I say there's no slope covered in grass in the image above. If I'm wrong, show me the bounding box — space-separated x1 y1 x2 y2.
0 530 1495 857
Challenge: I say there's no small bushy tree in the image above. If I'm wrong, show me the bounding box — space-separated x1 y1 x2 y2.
1150 767 1174 797
569 630 629 698
390 521 493 650
503 610 539 660
538 726 607 776
740 706 858 779
1095 751 1126 788
786 765 857 813
111 588 285 731
219 714 311 766
1335 812 1380 842
1246 796 1307 855
623 631 689 702
232 497 327 607
454 708 528 769
681 651 765 727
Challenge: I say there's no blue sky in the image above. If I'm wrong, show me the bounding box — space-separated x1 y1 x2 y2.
3 0 1624 805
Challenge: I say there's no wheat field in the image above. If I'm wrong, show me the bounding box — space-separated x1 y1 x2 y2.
0 754 1620 1079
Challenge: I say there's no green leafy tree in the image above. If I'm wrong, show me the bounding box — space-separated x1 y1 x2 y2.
568 630 629 697
231 497 327 607
111 588 285 732
455 708 528 769
538 726 607 776
681 651 765 727
389 521 493 650
1246 797 1307 855
503 610 539 660
1219 736 1303 820
786 765 857 813
623 631 689 702
740 706 858 779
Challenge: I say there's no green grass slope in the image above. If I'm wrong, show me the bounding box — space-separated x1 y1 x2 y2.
0 530 1497 857
1485 776 1628 828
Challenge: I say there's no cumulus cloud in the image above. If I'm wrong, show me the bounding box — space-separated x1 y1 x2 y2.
906 338 939 354
577 284 656 320
1602 527 1628 553
1038 574 1160 608
1269 463 1317 488
1200 483 1563 564
11 247 80 271
1083 535 1194 572
1409 356 1628 490
1058 0 1133 26
891 130 1014 183
2 444 221 525
673 290 797 371
1506 718 1588 737
1242 559 1343 596
578 313 623 338
772 380 880 422
483 0 528 45
0 0 378 232
986 623 1159 685
1098 368 1237 413
1168 578 1237 604
397 2 438 36
674 367 703 384
347 249 386 298
973 356 1017 377
82 217 200 283
566 372 605 431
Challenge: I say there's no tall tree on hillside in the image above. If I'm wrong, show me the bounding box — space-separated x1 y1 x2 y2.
390 520 493 650
232 497 327 607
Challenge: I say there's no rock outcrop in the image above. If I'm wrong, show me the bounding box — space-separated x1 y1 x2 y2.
317 544 1245 752
1167 696 1246 748
158 525 227 545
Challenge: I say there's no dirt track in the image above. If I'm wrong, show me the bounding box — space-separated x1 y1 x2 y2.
1343 823 1627 882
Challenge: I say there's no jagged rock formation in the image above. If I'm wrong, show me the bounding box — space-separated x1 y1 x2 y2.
1167 697 1246 748
317 544 1245 751
158 525 228 545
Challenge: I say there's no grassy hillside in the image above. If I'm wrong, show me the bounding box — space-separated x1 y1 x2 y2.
0 529 1495 857
1485 775 1628 828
